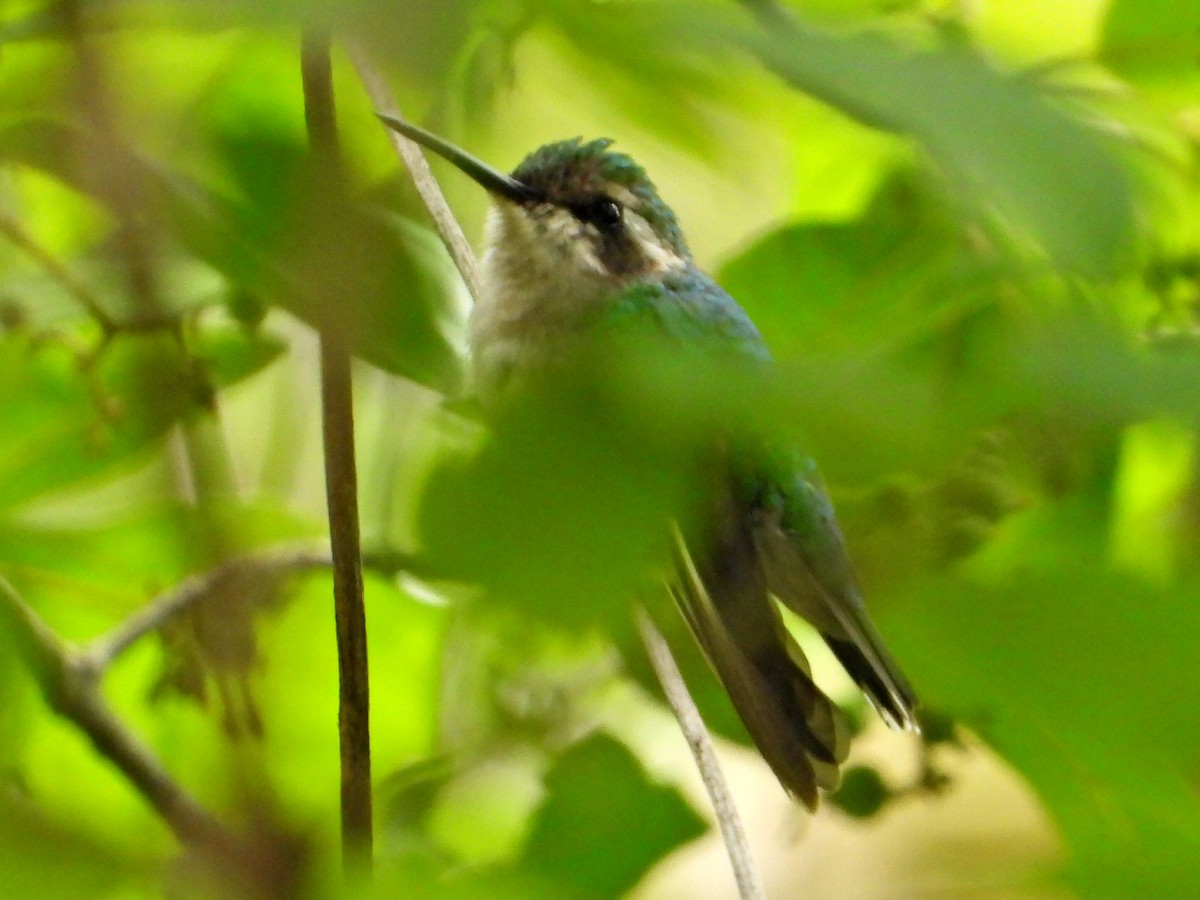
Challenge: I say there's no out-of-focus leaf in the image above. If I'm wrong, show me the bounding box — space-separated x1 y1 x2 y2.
896 551 1200 896
536 0 731 154
0 333 187 509
377 755 456 854
0 798 149 899
193 323 286 388
1019 318 1200 427
829 764 890 819
210 126 465 392
755 23 1134 277
666 5 1136 277
0 499 321 626
0 0 480 78
0 118 464 390
0 322 293 511
418 381 703 633
719 168 996 358
1101 0 1200 82
519 733 707 897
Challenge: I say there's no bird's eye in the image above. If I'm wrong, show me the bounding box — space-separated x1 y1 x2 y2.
578 197 623 230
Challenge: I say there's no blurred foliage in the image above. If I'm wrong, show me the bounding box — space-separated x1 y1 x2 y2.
0 0 1197 898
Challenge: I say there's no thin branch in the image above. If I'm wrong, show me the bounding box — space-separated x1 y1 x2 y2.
635 607 766 900
0 576 232 847
301 30 374 875
344 41 484 303
85 549 334 671
62 0 162 318
81 547 430 673
0 210 116 332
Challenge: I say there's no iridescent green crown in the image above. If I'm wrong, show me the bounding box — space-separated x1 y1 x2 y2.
513 138 689 258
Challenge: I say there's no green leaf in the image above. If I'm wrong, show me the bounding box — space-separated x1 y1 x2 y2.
520 733 707 897
718 168 988 358
210 126 466 392
897 556 1200 896
418 385 703 633
762 27 1133 276
682 7 1136 277
0 334 183 509
0 118 464 390
829 765 890 819
0 322 293 511
1101 0 1200 82
537 0 730 155
192 323 287 388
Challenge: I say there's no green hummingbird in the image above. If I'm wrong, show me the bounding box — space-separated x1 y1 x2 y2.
379 113 919 809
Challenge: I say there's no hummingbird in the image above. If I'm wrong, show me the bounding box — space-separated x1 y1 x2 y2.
379 113 919 809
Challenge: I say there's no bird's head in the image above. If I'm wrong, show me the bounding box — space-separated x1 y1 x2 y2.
378 115 691 293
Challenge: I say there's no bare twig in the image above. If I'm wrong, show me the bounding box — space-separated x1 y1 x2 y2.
635 607 766 900
344 41 484 303
301 30 374 874
0 210 116 332
81 547 430 673
62 0 162 317
0 576 232 846
85 549 334 671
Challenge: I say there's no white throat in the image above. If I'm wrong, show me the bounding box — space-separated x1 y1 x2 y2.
467 199 687 399
470 204 610 397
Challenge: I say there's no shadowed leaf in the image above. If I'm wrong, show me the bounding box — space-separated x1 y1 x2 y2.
520 733 707 897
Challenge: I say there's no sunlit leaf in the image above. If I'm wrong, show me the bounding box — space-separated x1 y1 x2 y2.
758 25 1133 276
1101 0 1200 82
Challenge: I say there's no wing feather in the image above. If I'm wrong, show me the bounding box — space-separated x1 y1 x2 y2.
754 474 920 731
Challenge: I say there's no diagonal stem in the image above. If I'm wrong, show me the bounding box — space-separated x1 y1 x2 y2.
85 549 334 671
636 607 766 900
0 576 232 846
344 41 484 304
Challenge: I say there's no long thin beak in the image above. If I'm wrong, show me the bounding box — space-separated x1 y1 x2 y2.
377 113 541 206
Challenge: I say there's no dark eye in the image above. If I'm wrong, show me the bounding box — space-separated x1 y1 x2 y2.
578 197 623 230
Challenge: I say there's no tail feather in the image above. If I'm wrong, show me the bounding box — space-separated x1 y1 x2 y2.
824 636 914 732
669 523 848 809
